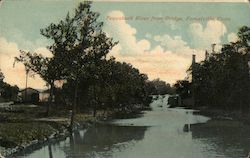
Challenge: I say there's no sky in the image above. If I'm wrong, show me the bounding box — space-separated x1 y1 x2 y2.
0 0 249 89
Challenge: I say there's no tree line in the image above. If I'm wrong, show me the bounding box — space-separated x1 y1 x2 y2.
175 26 250 112
13 2 172 130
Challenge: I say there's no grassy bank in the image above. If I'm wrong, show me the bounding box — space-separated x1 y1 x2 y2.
0 104 92 157
0 122 58 148
0 103 146 157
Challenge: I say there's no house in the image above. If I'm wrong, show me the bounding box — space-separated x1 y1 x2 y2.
39 90 50 102
168 94 181 107
19 87 40 103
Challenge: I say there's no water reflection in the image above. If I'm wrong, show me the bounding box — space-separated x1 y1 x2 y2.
183 124 191 132
63 124 148 158
17 124 148 158
16 95 250 158
48 144 53 158
191 120 250 157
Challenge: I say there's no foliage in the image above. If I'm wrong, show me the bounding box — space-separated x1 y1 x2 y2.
15 51 61 85
14 2 154 126
61 57 153 112
0 69 19 101
37 1 153 129
40 2 117 82
15 52 60 114
185 26 250 111
174 80 191 99
0 69 4 82
148 78 175 95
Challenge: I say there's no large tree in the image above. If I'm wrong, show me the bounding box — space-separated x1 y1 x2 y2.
40 2 117 130
186 26 250 111
61 57 153 117
15 51 61 115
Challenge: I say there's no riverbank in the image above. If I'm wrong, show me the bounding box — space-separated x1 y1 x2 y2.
194 106 250 125
0 103 147 157
0 113 98 157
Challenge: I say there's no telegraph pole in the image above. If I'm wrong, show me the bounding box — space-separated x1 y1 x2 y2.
24 67 29 103
191 54 196 107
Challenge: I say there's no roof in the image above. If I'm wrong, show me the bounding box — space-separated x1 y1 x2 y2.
42 89 50 93
19 87 40 93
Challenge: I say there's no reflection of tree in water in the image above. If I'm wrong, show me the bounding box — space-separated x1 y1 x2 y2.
183 124 191 132
190 120 250 158
64 124 148 158
48 144 53 158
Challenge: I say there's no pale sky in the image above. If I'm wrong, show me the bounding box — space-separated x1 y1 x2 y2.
0 0 249 89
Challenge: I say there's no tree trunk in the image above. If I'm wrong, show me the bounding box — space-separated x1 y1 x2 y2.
93 106 97 117
70 81 78 132
46 81 54 116
48 143 53 158
24 69 29 103
93 84 97 117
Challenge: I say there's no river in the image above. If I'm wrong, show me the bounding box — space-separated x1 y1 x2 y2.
17 95 250 158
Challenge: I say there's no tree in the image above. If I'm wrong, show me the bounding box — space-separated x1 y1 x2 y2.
0 69 19 101
95 59 152 112
60 57 153 116
0 69 4 83
174 80 191 99
149 78 174 95
185 26 250 111
40 2 117 130
15 51 61 114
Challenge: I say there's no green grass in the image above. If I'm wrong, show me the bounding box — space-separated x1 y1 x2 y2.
0 104 116 150
0 122 56 148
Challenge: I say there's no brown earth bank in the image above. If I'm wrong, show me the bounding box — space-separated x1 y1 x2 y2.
0 103 147 158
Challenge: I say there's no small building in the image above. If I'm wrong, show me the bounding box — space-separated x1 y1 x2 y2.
39 90 50 102
19 88 40 103
168 94 181 107
0 88 4 102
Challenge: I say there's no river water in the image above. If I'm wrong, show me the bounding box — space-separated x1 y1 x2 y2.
18 95 250 158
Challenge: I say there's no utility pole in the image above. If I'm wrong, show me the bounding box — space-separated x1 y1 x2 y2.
211 43 216 53
24 67 29 103
205 50 209 60
191 54 196 107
